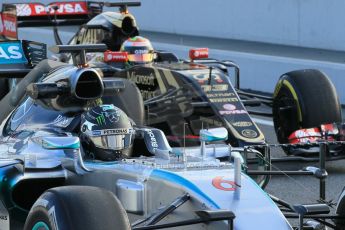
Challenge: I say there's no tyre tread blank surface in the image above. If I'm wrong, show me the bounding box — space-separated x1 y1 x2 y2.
286 69 341 127
24 186 131 230
273 69 342 145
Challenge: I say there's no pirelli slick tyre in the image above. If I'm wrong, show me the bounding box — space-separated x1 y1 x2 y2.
273 69 341 147
0 79 9 100
24 186 130 230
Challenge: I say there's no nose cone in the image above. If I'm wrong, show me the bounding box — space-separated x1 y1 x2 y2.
176 169 292 230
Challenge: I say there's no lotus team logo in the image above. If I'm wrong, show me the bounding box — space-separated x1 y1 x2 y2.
241 129 258 138
223 104 236 111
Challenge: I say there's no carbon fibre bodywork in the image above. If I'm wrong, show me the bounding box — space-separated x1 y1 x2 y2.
112 62 265 147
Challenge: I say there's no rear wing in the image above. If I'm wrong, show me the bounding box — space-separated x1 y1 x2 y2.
5 1 100 27
3 1 141 27
0 40 47 78
0 4 17 40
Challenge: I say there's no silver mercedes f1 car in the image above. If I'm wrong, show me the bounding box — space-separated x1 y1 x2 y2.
0 41 341 230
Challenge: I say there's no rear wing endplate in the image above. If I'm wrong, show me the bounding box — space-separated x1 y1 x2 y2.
0 40 47 78
0 4 17 40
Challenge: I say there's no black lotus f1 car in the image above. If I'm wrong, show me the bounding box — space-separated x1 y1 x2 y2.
0 1 343 160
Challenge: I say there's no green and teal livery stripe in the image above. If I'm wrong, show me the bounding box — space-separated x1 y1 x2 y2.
32 221 50 230
42 140 80 150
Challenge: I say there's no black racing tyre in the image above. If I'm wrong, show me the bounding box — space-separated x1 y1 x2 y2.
102 79 145 125
0 78 9 100
273 69 341 145
0 60 67 124
24 186 130 230
334 187 345 228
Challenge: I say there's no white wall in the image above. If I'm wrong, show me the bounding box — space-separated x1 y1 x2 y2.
131 0 345 51
6 0 345 51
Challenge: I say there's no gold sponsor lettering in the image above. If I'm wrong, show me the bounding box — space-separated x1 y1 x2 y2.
129 72 155 86
232 121 253 127
201 84 228 92
140 90 157 100
192 73 223 83
220 110 247 115
207 93 235 98
209 98 238 103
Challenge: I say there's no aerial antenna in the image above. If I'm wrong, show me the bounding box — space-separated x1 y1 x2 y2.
208 67 213 85
103 1 141 13
50 5 63 45
183 123 188 168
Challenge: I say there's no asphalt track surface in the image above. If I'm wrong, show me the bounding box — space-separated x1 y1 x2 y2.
18 26 345 228
256 114 345 228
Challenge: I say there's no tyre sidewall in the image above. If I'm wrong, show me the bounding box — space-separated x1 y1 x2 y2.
24 186 131 230
273 76 302 143
24 206 54 230
273 69 342 145
24 191 70 230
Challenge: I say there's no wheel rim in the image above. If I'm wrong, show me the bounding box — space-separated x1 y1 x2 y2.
32 221 50 230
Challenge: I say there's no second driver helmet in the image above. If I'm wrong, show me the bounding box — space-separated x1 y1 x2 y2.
80 104 135 161
120 36 154 65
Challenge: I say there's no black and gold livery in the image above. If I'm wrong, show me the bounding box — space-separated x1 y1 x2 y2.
113 61 265 147
0 1 341 155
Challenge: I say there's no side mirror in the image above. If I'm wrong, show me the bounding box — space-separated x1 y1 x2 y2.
200 127 228 160
39 136 90 174
200 127 228 142
41 136 80 150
